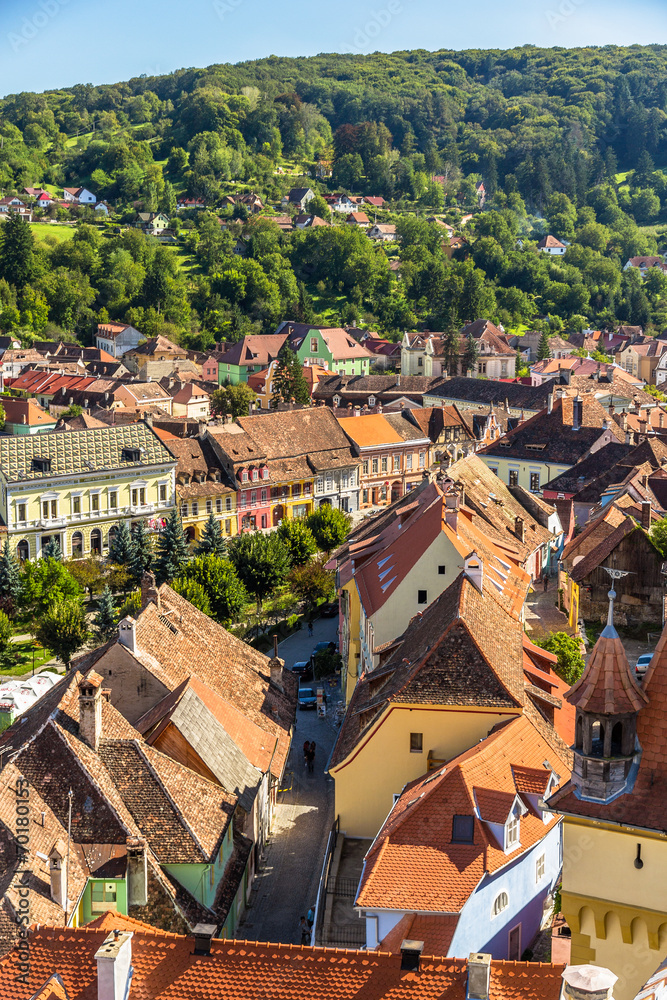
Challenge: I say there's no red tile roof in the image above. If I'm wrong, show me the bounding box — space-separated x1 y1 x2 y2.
0 916 567 1000
356 715 570 913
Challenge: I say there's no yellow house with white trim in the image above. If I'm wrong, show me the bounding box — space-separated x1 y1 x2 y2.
548 599 667 1000
0 422 176 560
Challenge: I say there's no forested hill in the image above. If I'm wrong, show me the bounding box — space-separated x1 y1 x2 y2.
4 45 667 200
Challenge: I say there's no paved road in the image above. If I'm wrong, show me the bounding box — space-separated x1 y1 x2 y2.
238 615 341 945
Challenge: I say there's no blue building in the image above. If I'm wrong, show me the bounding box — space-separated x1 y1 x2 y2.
356 714 569 959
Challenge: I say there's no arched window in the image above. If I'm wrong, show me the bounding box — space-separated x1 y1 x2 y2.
575 714 583 750
611 722 623 756
16 540 29 563
71 532 83 559
492 892 509 917
90 529 102 556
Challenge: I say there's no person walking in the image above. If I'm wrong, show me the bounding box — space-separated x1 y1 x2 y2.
306 745 314 773
307 907 315 931
303 741 311 768
543 572 549 593
299 916 310 944
307 621 314 637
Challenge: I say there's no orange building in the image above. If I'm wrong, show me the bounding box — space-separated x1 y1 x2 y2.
338 410 431 508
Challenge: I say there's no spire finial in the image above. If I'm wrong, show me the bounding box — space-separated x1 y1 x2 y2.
601 566 632 637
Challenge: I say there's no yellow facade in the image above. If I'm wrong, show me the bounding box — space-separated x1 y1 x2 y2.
4 469 175 561
330 703 520 838
478 455 572 494
340 580 362 704
561 816 667 1000
179 490 238 543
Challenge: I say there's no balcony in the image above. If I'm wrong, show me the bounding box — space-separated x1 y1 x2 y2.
12 500 174 532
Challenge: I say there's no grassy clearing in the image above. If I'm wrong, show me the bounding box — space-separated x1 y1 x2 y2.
29 222 76 245
1 639 53 677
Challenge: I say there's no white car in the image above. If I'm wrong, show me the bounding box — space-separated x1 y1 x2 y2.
635 654 653 679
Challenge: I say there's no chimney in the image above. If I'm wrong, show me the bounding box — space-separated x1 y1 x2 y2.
144 412 153 428
625 430 632 446
661 411 665 429
641 500 652 530
444 491 459 531
467 953 491 1000
193 922 218 955
118 617 137 654
126 836 148 907
354 406 361 417
95 930 134 1000
547 392 553 414
572 395 582 431
561 965 617 1000
400 939 424 973
268 635 285 689
515 516 525 543
560 368 571 385
141 571 160 610
78 671 104 751
48 841 67 907
621 411 628 431
198 419 207 438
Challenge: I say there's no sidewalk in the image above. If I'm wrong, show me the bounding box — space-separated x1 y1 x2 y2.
524 584 573 640
237 614 341 945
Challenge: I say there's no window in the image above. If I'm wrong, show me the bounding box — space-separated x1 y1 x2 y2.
530 473 540 492
206 500 212 514
109 491 117 510
506 813 520 850
17 503 26 523
362 460 369 476
419 452 425 469
121 447 141 463
191 501 199 517
293 484 301 498
242 470 248 483
452 815 475 843
225 497 232 511
181 502 188 518
225 519 231 533
372 457 379 474
310 337 318 352
251 491 257 506
509 470 518 487
368 396 376 407
159 484 167 502
492 892 509 917
261 489 267 502
91 494 99 513
417 590 427 604
42 500 57 520
131 488 146 507
535 854 545 883
72 496 81 515
438 565 446 575
17 540 29 562
261 514 267 528
409 732 423 753
252 468 259 482
381 456 388 473
262 467 269 480
479 362 487 375
363 489 369 504
316 476 324 494
406 454 413 471
32 457 51 473
349 471 355 486
304 482 312 495
91 882 118 913
342 472 348 489
393 455 400 471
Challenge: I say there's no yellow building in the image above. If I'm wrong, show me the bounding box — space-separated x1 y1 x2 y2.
166 436 238 543
548 593 667 1000
0 421 176 560
329 561 529 839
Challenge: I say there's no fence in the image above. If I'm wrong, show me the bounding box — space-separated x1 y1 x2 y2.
311 816 339 947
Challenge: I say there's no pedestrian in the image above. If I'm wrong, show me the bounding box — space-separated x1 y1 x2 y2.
307 907 314 930
543 573 549 593
303 740 311 767
308 621 314 637
310 741 316 758
306 746 314 773
299 916 310 944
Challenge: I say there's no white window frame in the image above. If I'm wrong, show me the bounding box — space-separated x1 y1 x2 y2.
40 492 59 522
491 891 509 918
89 488 102 514
505 810 521 852
535 854 546 883
15 500 28 525
108 489 118 510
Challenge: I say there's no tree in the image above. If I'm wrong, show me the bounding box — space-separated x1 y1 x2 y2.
130 521 153 584
277 518 317 567
462 333 479 375
0 610 12 652
535 631 584 685
651 515 667 556
35 598 89 669
194 513 226 557
109 521 135 565
306 506 351 553
42 537 62 561
65 557 104 600
211 383 257 419
118 590 141 620
0 541 22 606
93 585 117 641
153 510 189 584
537 329 552 361
21 559 81 614
288 556 335 608
171 577 212 616
176 554 247 624
228 532 290 611
271 342 310 407
0 213 36 290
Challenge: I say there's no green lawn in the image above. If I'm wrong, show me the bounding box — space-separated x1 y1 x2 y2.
29 222 76 245
1 639 54 677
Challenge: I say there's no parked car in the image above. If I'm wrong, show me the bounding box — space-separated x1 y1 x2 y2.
320 601 339 618
289 661 311 679
635 653 653 679
298 686 318 710
310 640 336 668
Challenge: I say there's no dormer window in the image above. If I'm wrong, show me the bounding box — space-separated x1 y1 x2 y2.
122 447 141 463
252 468 259 482
505 804 521 851
368 396 375 406
241 469 248 483
334 395 341 406
261 466 269 480
32 457 51 473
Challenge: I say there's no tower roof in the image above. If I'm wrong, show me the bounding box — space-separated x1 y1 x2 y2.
566 631 648 715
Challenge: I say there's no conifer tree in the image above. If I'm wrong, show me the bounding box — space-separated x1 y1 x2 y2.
0 213 36 290
153 510 188 584
462 333 480 375
109 520 134 565
271 343 310 407
93 585 117 641
194 513 226 557
0 541 22 604
537 329 552 361
42 537 62 562
129 521 153 584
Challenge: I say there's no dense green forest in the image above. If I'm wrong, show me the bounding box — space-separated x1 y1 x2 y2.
3 45 667 348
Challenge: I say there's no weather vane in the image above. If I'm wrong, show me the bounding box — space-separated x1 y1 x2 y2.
602 566 632 631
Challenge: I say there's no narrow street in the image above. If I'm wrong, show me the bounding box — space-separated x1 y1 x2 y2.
238 615 341 945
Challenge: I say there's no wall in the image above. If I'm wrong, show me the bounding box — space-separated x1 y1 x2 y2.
78 877 128 925
164 824 233 910
97 643 171 725
478 456 572 494
332 704 520 838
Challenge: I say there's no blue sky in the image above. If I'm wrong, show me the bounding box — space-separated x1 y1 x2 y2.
1 0 667 98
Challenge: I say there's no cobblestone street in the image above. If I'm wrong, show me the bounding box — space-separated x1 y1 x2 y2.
238 616 341 945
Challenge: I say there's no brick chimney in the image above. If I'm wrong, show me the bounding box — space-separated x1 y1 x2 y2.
118 617 137 654
141 571 160 610
268 635 285 689
444 491 459 531
561 965 617 1000
467 953 491 1000
95 930 134 1000
515 516 525 543
126 836 148 907
48 839 67 907
78 671 104 751
400 939 424 973
641 500 652 530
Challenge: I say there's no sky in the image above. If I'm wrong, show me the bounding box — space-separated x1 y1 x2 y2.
1 0 667 98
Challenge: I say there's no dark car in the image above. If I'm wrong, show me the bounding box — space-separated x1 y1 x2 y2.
320 601 339 618
310 640 336 668
298 686 318 710
289 661 311 679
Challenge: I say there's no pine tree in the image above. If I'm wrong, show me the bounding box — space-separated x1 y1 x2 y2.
0 213 36 290
153 510 188 584
93 585 117 641
537 329 552 361
271 343 311 407
463 333 480 375
129 521 153 584
0 541 22 604
194 513 226 557
42 537 62 562
109 520 134 565
290 360 311 406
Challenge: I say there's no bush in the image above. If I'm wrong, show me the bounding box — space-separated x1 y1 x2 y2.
534 631 584 685
313 647 341 680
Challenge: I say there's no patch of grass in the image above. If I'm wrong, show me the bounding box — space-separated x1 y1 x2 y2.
29 222 75 245
1 639 53 677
